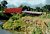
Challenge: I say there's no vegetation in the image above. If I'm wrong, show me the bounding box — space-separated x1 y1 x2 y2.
2 14 50 34
0 0 8 11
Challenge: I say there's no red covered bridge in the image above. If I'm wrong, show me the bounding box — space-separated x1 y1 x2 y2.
3 8 42 15
4 8 22 14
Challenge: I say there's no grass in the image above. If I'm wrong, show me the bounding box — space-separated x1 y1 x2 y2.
47 14 50 19
47 22 50 30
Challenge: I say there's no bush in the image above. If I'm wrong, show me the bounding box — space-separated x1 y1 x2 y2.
11 14 22 20
32 27 42 34
47 22 50 30
47 14 50 18
3 19 26 30
3 16 48 34
3 16 34 30
3 19 13 29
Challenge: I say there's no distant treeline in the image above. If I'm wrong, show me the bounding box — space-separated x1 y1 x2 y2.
19 5 50 12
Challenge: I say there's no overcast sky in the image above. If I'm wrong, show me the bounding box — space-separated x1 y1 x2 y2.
0 0 50 7
46 0 50 5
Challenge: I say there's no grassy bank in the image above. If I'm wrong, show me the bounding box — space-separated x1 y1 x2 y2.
0 13 50 34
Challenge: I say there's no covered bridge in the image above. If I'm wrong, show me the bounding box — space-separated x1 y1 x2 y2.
4 8 22 14
4 8 42 15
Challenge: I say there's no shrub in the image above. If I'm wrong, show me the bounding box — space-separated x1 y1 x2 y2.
3 19 26 30
3 18 13 29
11 14 22 20
3 16 34 30
32 27 42 34
47 22 50 30
47 14 50 18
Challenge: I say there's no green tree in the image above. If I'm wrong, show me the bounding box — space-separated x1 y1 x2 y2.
22 5 28 11
1 0 8 8
0 0 8 12
36 7 40 12
42 5 49 17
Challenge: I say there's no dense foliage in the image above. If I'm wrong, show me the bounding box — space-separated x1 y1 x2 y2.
2 14 50 34
32 27 42 34
3 16 33 30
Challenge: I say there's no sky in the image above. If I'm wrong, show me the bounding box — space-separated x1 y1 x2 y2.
46 0 50 5
0 0 50 8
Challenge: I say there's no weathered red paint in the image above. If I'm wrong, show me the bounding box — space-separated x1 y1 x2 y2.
4 8 22 14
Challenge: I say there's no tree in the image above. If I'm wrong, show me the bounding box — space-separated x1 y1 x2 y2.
43 5 50 11
0 4 1 11
30 8 33 11
1 0 8 8
27 6 30 11
42 5 49 18
36 7 40 12
22 5 28 11
0 4 4 11
0 0 8 12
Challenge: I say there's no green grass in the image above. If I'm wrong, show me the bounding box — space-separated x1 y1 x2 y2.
47 14 50 19
47 22 50 30
39 12 46 18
